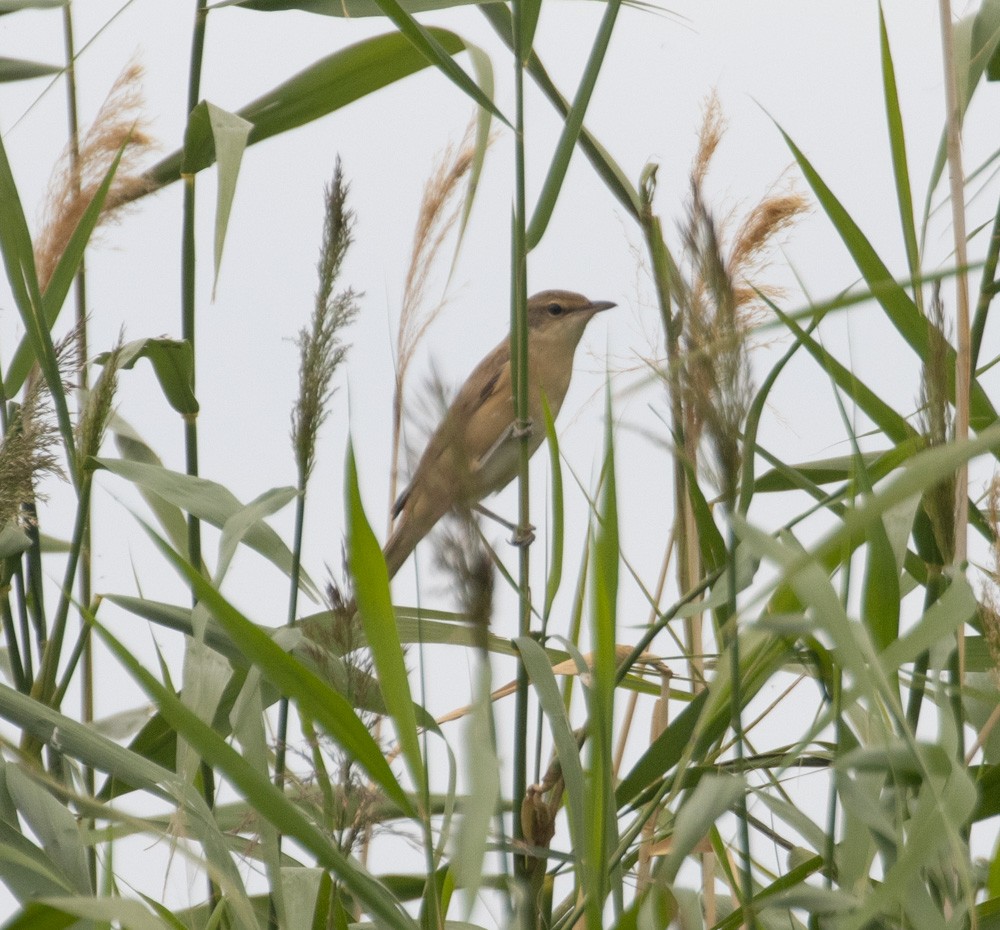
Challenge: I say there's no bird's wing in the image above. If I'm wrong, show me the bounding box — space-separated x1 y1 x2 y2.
457 343 516 469
392 340 513 519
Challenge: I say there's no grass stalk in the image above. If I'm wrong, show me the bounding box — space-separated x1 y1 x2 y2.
59 4 97 890
725 521 754 928
31 474 92 715
510 0 531 889
936 0 970 585
971 193 1000 371
274 489 305 794
181 2 216 915
182 0 208 588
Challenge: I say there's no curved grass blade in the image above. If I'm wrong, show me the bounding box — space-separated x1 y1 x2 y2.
923 0 1000 239
515 636 585 852
525 0 622 249
541 395 564 619
769 302 914 443
584 383 621 921
92 614 417 930
345 443 425 796
229 0 492 17
480 3 640 222
777 123 998 431
136 518 413 816
93 457 316 597
103 338 198 415
0 56 60 82
181 102 252 297
879 6 920 298
110 417 194 562
738 309 818 514
146 30 494 191
3 141 124 398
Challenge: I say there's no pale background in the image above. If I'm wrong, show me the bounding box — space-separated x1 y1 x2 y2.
1 0 996 914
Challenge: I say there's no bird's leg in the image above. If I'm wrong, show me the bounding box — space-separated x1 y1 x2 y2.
474 503 536 547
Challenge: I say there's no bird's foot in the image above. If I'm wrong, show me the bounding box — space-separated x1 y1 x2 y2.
473 504 535 546
509 524 536 548
512 418 534 440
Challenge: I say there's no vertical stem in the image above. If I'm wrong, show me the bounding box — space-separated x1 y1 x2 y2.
34 477 92 713
970 195 1000 372
275 491 305 792
725 520 753 929
61 0 97 891
268 483 306 930
183 1 215 915
183 0 207 581
937 0 969 684
510 0 531 890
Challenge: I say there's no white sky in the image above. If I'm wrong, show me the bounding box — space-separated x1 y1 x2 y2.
2 0 998 916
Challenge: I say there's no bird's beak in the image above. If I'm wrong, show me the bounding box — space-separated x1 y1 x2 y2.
587 300 616 314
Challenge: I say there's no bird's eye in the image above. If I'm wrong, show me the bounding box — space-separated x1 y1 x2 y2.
547 303 564 316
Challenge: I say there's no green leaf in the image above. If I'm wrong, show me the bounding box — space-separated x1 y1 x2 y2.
879 6 920 296
92 457 315 596
925 0 1000 224
91 612 416 930
451 660 498 914
516 0 542 62
851 442 901 654
0 57 60 82
754 448 919 494
4 767 91 894
739 312 816 513
0 126 74 462
880 570 976 672
360 0 505 125
136 522 413 815
230 0 486 15
683 457 726 573
616 632 792 807
0 687 257 919
541 395 564 619
583 384 620 923
1 902 76 930
102 338 198 415
4 140 125 406
177 639 233 785
0 0 66 9
26 899 169 930
182 102 252 295
525 0 622 248
0 682 177 800
811 424 1000 579
515 636 585 852
0 522 31 558
770 302 915 443
662 775 745 883
215 486 299 585
109 415 192 560
480 3 640 221
282 868 331 930
345 443 424 795
148 30 499 191
778 125 998 431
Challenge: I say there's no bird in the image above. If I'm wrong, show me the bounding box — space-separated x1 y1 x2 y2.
383 289 616 579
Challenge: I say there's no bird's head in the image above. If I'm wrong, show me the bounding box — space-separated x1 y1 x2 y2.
527 290 616 347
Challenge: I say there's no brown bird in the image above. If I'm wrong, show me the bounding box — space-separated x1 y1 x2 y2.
384 289 616 579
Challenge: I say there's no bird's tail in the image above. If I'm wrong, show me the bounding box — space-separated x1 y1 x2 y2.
382 494 451 580
382 520 412 580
